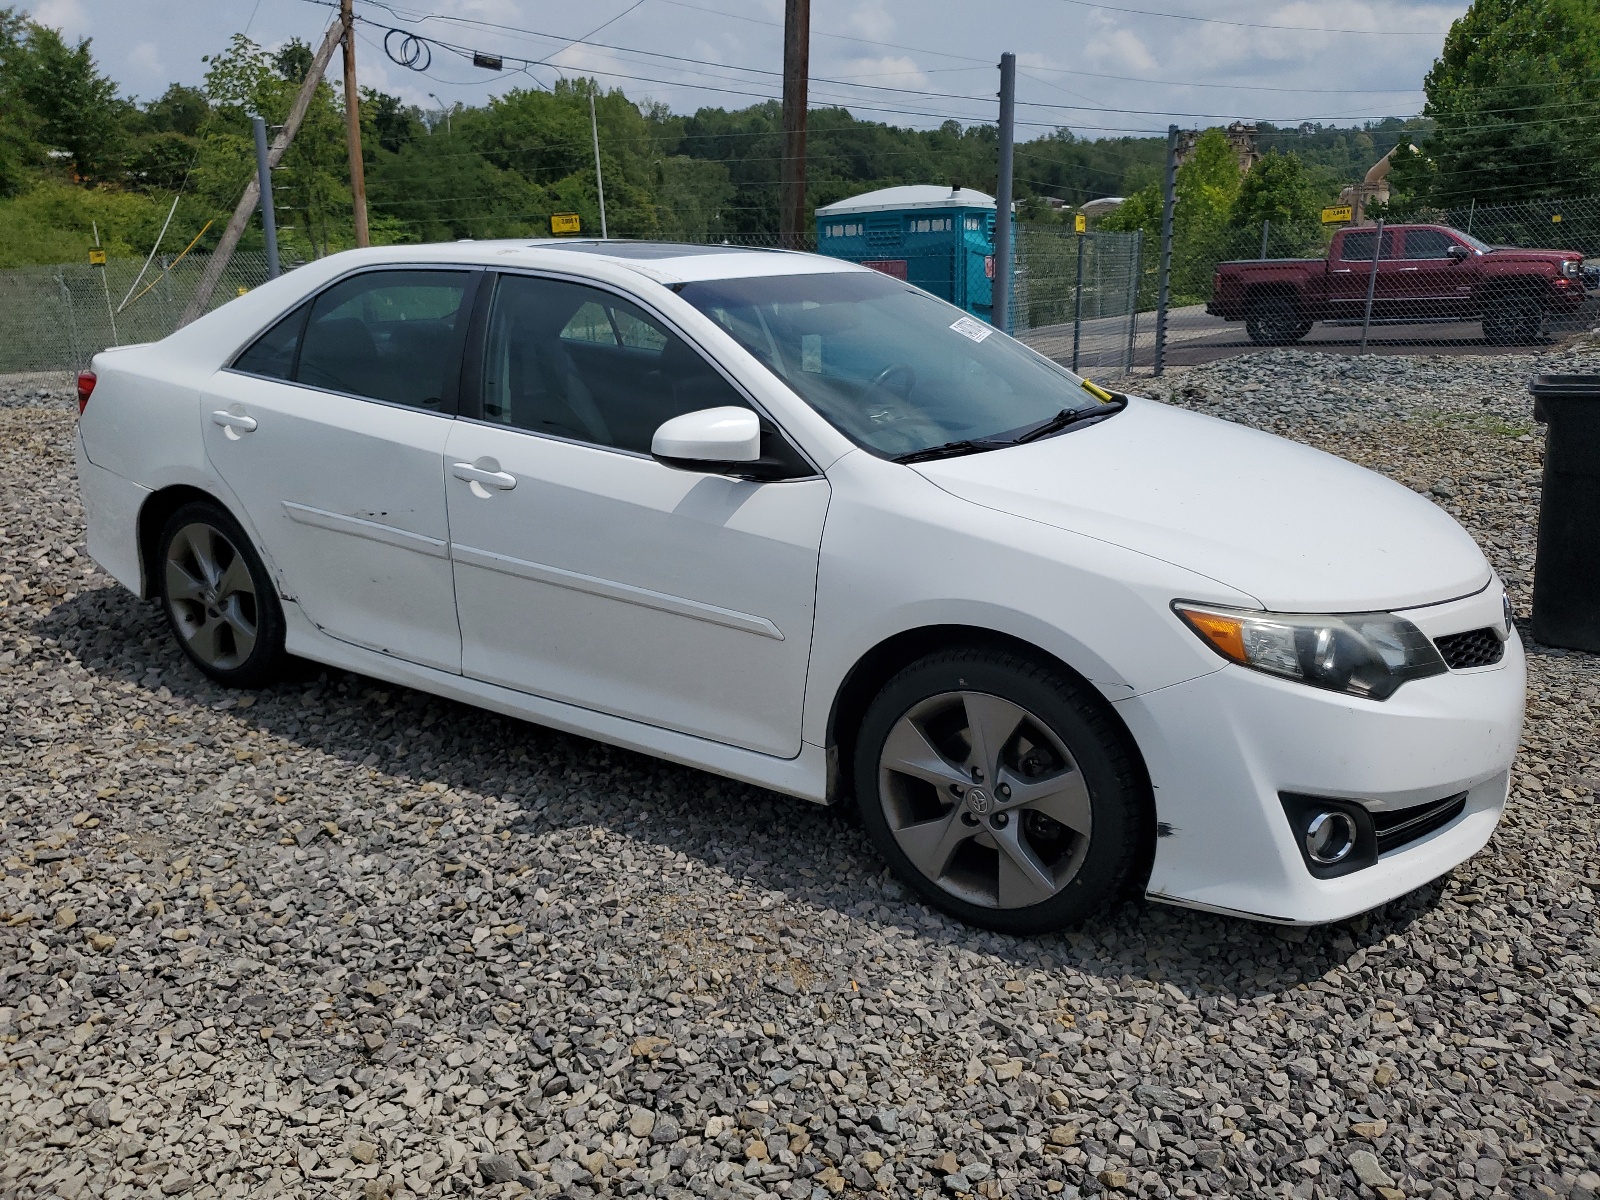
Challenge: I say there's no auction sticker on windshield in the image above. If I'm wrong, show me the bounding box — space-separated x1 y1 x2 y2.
950 315 993 343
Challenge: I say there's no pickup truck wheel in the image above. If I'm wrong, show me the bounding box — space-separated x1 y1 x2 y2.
1482 295 1542 345
1245 297 1308 345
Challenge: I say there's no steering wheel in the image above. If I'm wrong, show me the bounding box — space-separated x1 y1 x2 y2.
869 362 917 399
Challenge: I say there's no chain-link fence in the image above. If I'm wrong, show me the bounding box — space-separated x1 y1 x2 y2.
0 252 278 373
1011 228 1144 375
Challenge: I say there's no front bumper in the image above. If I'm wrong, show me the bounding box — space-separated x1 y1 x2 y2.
1118 588 1526 924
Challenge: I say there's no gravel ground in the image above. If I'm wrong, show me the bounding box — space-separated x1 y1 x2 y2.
1 353 1597 1200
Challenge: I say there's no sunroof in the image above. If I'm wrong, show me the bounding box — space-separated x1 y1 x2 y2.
535 241 776 260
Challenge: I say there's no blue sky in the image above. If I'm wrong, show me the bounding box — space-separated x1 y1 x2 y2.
23 0 1469 138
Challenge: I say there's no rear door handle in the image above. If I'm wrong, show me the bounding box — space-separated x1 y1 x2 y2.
211 410 257 438
452 461 517 491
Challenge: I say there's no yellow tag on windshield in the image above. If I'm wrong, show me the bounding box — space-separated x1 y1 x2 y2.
1080 379 1115 403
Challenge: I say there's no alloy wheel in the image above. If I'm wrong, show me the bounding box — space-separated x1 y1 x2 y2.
164 522 259 671
876 690 1093 909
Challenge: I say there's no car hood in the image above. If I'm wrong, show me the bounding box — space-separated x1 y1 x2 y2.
912 396 1490 612
1484 247 1579 263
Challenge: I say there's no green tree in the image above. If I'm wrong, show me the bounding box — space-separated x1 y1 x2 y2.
1419 0 1600 203
5 18 129 182
1230 150 1323 229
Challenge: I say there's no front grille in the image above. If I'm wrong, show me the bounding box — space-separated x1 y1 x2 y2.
1373 792 1468 854
1435 626 1505 669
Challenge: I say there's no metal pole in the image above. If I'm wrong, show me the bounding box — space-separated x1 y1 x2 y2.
1071 229 1086 372
1465 198 1475 236
993 52 1016 333
780 0 810 249
1260 218 1270 260
590 93 608 239
1153 124 1178 376
252 116 281 279
1359 218 1385 354
340 0 370 247
92 221 118 346
1124 230 1142 372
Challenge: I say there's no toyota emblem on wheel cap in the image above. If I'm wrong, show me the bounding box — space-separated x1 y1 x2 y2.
966 787 992 815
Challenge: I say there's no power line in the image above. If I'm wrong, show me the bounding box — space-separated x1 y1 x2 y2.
1044 0 1447 36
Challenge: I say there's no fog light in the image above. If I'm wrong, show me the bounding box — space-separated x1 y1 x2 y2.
1304 811 1358 865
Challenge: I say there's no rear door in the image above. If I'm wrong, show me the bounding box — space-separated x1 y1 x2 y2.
444 271 829 757
203 268 476 673
1327 227 1399 319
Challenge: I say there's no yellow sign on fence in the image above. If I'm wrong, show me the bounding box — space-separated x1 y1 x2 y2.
88 249 107 265
1320 205 1354 225
550 212 582 235
1074 212 1087 233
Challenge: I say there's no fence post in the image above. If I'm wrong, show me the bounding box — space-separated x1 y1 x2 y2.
1359 218 1385 355
1071 230 1086 373
1153 124 1178 377
1125 230 1142 373
993 52 1016 334
1260 219 1270 260
57 271 81 372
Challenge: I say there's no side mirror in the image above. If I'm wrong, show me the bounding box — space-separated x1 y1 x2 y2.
1446 244 1471 261
652 406 761 470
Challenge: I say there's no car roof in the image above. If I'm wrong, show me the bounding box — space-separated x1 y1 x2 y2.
377 239 871 285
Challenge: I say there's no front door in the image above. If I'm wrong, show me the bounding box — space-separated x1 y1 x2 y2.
203 268 476 673
1394 228 1475 319
445 272 829 757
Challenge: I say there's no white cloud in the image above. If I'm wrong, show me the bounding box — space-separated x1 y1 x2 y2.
127 40 164 77
845 1 895 42
28 0 87 36
832 54 927 88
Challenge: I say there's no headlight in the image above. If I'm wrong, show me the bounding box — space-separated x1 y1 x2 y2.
1173 602 1447 700
1561 259 1581 279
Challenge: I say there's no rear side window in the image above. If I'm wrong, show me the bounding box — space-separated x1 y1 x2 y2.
296 270 471 411
1339 230 1396 262
234 302 309 380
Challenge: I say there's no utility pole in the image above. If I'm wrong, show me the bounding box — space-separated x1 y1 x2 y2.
341 0 370 248
1359 218 1385 354
590 92 608 239
1153 124 1178 376
992 52 1016 334
252 115 281 279
180 18 345 325
780 0 810 249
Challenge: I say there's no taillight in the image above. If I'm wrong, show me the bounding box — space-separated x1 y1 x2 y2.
76 371 96 414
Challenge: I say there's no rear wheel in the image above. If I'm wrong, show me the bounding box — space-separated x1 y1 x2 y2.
157 501 288 687
1245 295 1310 345
1482 294 1542 345
853 647 1148 934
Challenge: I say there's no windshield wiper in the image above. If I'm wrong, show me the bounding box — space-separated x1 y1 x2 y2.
891 438 1010 464
1011 396 1128 444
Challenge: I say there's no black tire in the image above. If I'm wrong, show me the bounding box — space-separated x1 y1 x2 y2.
1482 294 1542 345
156 500 288 687
1245 295 1309 345
853 646 1149 934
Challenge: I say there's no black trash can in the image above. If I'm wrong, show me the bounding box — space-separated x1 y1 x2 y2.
1529 374 1600 652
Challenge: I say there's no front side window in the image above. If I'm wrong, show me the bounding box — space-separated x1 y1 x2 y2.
678 271 1103 458
1403 230 1456 260
296 270 471 410
480 274 750 454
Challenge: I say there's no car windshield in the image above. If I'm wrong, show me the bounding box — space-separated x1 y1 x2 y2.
1449 227 1492 254
676 271 1104 458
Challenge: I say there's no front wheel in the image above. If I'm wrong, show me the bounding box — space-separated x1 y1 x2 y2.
157 501 288 687
853 647 1149 934
1482 294 1542 345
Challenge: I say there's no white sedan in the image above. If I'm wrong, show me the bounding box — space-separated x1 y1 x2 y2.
73 241 1524 931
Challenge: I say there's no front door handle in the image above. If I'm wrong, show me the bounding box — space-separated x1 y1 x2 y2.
211 409 257 439
452 461 517 493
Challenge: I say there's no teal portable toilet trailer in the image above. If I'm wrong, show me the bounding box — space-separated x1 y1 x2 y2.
814 186 1009 329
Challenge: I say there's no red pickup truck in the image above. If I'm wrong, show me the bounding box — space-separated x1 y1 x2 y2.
1208 224 1586 345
